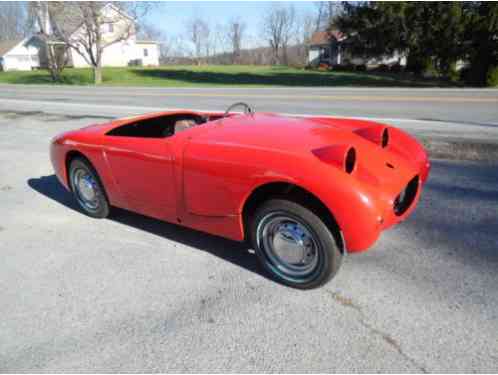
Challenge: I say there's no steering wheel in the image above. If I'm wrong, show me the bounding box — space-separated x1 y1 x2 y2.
223 102 254 118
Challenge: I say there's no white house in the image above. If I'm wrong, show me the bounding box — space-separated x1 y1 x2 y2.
68 4 159 68
0 38 42 71
0 4 159 71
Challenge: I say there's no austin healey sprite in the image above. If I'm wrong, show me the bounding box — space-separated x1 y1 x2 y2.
50 102 430 288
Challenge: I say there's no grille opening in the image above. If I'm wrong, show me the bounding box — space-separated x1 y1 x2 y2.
345 147 356 174
393 176 419 216
381 128 389 148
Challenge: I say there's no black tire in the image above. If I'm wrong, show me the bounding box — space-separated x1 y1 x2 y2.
68 157 110 219
250 199 342 289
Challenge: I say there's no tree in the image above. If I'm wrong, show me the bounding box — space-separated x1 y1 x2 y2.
261 4 295 65
314 2 340 32
137 23 170 61
462 2 498 85
336 2 465 77
226 18 246 64
337 2 409 61
295 12 316 65
48 2 151 84
30 2 69 82
211 23 228 63
186 17 210 65
336 2 497 83
0 2 31 41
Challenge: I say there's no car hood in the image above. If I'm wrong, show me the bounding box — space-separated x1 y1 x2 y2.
193 113 427 195
195 113 421 162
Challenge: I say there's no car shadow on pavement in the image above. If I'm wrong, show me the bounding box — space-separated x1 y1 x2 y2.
27 175 271 282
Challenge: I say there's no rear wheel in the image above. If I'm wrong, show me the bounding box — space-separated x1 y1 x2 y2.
69 158 110 218
250 199 342 289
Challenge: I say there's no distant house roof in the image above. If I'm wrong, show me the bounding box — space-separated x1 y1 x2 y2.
0 39 24 57
309 30 345 46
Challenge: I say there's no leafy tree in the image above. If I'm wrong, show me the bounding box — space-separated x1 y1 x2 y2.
335 1 497 84
336 2 412 67
462 2 498 85
430 3 464 78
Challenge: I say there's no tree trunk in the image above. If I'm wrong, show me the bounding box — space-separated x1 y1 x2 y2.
47 45 61 82
93 65 102 84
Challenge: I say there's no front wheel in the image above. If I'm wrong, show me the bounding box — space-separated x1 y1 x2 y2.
250 199 342 289
69 158 110 219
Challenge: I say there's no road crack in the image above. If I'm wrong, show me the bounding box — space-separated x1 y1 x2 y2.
327 290 428 373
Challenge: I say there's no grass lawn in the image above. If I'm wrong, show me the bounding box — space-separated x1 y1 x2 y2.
0 65 453 88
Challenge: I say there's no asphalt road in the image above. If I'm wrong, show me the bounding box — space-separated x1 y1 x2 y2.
0 85 498 143
1 101 497 371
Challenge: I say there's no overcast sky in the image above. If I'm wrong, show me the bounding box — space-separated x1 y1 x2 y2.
145 1 318 51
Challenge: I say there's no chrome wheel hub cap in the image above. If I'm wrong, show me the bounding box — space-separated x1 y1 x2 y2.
73 169 99 211
257 213 319 278
78 175 96 202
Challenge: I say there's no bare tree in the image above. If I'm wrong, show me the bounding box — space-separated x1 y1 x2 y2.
0 2 32 41
226 18 246 64
209 24 226 63
137 23 171 62
261 4 295 65
295 13 315 65
171 36 193 60
29 2 69 82
137 23 163 41
186 17 210 65
314 2 340 31
48 2 151 84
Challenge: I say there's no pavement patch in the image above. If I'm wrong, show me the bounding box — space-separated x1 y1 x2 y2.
0 110 43 120
0 109 110 122
421 137 498 162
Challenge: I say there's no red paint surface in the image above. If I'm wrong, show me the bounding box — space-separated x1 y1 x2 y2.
51 110 430 252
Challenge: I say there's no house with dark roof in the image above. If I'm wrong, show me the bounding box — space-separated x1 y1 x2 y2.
307 30 406 68
308 30 346 67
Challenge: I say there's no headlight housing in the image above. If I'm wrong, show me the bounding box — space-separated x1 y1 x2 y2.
312 145 357 174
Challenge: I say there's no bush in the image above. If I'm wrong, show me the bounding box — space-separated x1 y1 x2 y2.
461 61 492 86
332 64 355 72
486 66 498 87
128 59 143 67
459 66 471 83
355 64 367 72
289 63 306 70
390 64 404 73
446 62 459 82
376 64 390 72
407 53 433 76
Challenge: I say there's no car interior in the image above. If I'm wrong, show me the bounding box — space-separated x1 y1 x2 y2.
106 113 217 138
105 103 254 139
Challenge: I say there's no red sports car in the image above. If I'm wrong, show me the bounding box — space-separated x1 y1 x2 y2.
50 102 430 288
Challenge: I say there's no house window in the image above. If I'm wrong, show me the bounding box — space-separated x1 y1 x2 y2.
109 23 114 33
143 48 148 57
